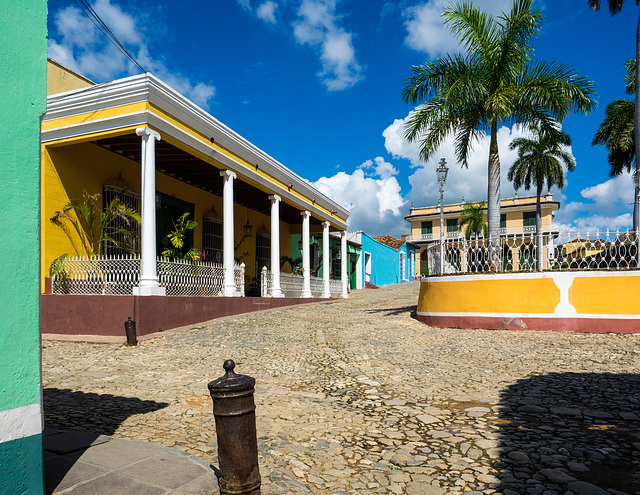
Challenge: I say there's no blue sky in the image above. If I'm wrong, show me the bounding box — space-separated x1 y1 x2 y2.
47 0 638 238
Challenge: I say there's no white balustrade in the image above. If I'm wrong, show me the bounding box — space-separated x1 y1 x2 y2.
52 255 245 296
261 269 343 298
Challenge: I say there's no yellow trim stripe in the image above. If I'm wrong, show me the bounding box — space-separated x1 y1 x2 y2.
41 102 148 131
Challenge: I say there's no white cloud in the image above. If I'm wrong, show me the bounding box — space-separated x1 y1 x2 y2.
48 0 216 108
257 1 278 23
311 159 406 237
554 173 635 232
358 157 399 180
568 213 632 233
236 0 363 90
403 0 516 57
293 0 363 90
580 173 634 215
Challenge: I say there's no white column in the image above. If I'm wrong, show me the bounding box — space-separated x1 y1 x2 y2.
134 127 165 296
221 170 240 297
269 195 283 297
321 221 331 298
301 211 312 298
341 230 348 298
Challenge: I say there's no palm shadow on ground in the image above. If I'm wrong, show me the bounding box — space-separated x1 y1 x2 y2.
364 305 417 317
43 388 168 436
495 372 640 493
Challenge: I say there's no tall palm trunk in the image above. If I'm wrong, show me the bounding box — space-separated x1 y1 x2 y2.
536 181 544 271
634 9 640 237
487 119 501 270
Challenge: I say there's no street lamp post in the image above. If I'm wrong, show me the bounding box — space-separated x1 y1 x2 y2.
436 158 449 275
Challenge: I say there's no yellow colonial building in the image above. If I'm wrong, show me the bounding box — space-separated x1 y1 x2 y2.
41 60 350 336
404 194 560 275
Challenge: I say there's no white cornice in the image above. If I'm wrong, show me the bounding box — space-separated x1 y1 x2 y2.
43 73 349 228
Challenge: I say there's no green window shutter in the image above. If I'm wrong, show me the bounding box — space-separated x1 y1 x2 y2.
523 211 536 227
421 221 432 234
446 218 457 232
500 214 506 229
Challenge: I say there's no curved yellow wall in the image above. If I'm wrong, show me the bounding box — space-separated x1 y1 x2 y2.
416 272 640 333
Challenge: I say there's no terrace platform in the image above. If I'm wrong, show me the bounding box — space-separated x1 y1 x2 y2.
416 270 640 333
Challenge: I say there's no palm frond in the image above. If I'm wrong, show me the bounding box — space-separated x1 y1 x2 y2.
592 98 635 176
443 1 498 57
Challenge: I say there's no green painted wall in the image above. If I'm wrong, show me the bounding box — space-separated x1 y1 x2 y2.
0 0 47 493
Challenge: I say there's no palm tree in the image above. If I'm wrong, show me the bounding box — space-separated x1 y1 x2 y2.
459 201 488 240
402 0 596 267
589 1 640 231
592 59 636 229
508 123 575 270
49 191 141 286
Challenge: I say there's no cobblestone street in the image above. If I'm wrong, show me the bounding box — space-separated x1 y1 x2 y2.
43 282 640 495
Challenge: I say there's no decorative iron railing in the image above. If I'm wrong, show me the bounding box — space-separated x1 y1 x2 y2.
421 228 638 276
261 268 343 298
52 255 245 296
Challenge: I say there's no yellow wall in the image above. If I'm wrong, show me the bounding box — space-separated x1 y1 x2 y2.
41 141 293 289
409 202 556 236
47 59 94 95
417 272 640 318
418 276 559 314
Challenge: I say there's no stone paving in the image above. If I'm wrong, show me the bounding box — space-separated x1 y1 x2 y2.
43 281 640 495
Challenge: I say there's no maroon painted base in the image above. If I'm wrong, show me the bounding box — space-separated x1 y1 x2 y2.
416 314 640 334
41 293 324 337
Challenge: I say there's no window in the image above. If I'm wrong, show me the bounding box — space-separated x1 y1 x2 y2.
156 192 195 257
500 213 506 229
308 240 320 274
447 218 457 232
102 185 140 256
420 250 429 276
421 221 432 234
202 218 222 263
256 233 271 273
364 252 372 283
331 247 341 280
523 211 536 227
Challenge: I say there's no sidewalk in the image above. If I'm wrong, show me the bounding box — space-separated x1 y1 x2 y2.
44 429 219 494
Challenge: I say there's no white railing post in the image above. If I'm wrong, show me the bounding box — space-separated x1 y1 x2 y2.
261 266 268 298
240 262 245 296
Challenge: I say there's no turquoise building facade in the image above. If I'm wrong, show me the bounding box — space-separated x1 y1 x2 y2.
0 1 48 493
347 232 417 288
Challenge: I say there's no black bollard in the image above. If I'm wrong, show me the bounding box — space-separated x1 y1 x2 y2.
208 360 261 495
124 317 137 346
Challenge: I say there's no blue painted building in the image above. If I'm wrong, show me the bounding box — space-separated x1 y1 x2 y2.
347 232 418 288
